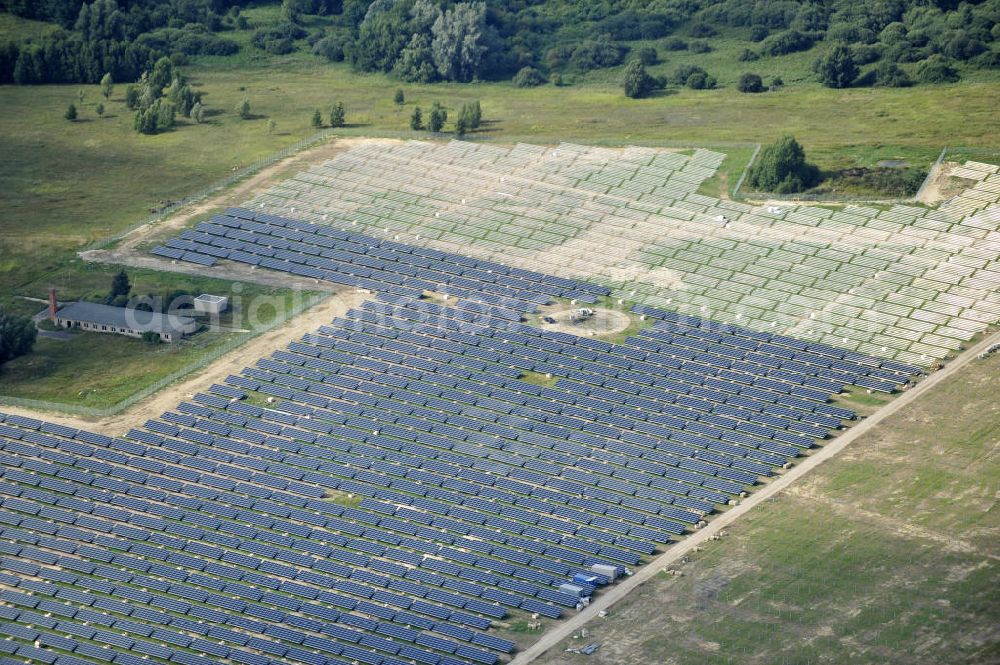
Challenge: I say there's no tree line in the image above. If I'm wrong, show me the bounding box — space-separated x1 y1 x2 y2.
2 0 999 88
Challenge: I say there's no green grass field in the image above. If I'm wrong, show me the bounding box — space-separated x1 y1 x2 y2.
541 353 1000 665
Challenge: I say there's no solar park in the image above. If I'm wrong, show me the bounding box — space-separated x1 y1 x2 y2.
1 140 998 665
230 140 1000 367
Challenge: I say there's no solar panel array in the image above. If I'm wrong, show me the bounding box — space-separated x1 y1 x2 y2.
151 208 608 309
230 140 1000 366
0 280 918 665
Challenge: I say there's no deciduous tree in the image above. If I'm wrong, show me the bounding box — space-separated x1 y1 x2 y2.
746 135 820 194
329 102 345 127
622 60 657 98
0 306 36 367
100 72 113 99
815 44 858 88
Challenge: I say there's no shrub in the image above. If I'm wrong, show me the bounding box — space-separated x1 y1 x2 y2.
746 135 820 193
312 33 350 61
749 25 769 42
662 37 687 51
917 55 960 83
636 46 658 66
264 37 294 54
879 22 908 45
136 26 239 57
874 61 912 87
329 101 345 127
569 38 628 71
852 44 881 66
738 48 760 62
672 64 708 86
0 306 37 366
689 23 717 38
972 51 1000 69
686 70 716 89
251 22 306 53
761 30 818 57
688 40 711 54
939 30 986 61
512 66 546 87
65 103 77 121
622 60 659 98
814 44 858 88
737 72 765 92
597 11 675 40
142 331 162 345
427 103 445 132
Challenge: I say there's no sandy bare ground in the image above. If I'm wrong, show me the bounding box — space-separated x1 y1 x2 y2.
510 325 1000 665
915 161 967 206
0 289 366 437
538 307 632 338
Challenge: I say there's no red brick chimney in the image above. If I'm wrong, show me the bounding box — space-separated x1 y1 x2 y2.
48 288 57 322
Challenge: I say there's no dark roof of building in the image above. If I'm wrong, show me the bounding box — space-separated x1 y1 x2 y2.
55 302 196 335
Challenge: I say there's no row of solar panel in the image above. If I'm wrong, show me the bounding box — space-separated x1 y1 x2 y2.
223 208 607 298
366 293 881 412
236 350 764 500
632 304 919 381
0 580 490 665
0 444 546 665
161 389 713 530
246 344 772 493
310 311 826 455
178 393 694 548
0 452 538 624
0 426 552 623
139 402 687 547
0 437 586 620
361 294 859 419
186 220 549 308
152 211 607 309
0 420 635 612
0 552 507 664
342 302 843 436
255 331 788 480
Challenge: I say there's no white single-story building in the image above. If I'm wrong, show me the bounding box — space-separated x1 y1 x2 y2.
194 293 229 315
53 302 198 343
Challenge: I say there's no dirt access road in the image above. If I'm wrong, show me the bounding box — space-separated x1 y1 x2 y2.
512 326 1000 665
